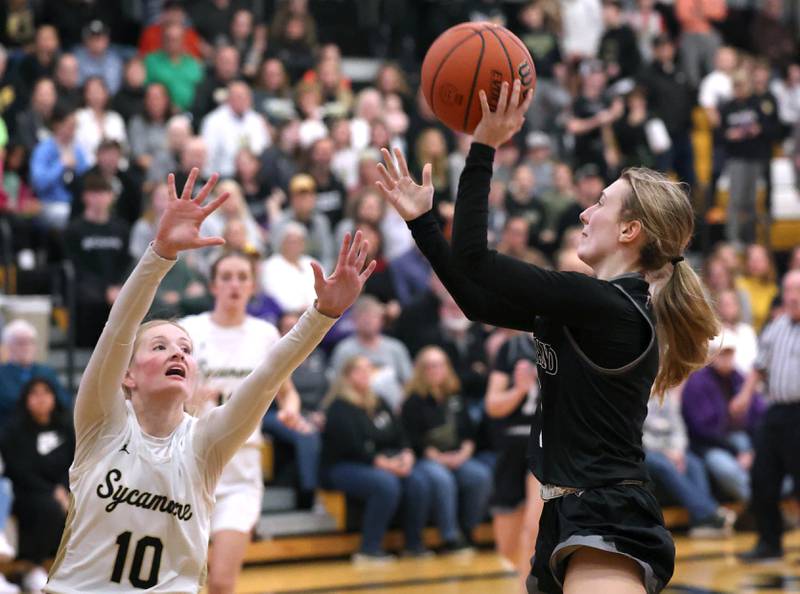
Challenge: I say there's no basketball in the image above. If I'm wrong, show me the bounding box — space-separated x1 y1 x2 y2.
421 23 536 134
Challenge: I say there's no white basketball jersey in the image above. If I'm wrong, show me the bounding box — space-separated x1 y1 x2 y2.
46 402 214 593
179 314 280 484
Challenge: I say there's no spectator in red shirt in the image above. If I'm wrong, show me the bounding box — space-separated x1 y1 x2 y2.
139 0 203 59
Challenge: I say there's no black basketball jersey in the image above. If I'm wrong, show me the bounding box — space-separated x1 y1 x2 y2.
527 275 658 488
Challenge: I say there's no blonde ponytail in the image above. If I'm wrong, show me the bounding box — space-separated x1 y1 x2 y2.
620 168 720 398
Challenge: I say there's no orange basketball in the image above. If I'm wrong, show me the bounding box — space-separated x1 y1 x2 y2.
421 22 536 135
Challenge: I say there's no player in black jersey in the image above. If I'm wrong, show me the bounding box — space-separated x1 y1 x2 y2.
376 80 720 594
487 331 543 591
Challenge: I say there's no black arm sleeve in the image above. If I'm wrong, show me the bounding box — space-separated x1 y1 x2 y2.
450 142 633 327
407 211 536 331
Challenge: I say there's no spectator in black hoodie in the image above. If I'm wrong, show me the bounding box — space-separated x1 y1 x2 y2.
640 34 696 185
0 377 74 592
720 71 766 245
64 172 130 347
598 0 641 84
321 356 432 562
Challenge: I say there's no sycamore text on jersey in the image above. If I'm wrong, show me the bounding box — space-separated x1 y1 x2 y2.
97 468 194 520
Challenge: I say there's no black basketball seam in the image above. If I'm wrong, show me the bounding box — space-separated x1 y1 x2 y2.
428 30 482 118
483 26 514 85
462 31 486 132
498 27 535 68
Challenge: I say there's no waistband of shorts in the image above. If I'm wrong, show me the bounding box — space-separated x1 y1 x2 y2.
540 480 645 501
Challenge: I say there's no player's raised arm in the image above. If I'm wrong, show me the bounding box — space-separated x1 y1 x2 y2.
74 170 228 440
196 231 375 472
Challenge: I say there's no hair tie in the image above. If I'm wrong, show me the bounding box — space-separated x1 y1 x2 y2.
671 256 684 266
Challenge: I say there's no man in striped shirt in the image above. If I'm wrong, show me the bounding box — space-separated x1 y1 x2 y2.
735 270 800 562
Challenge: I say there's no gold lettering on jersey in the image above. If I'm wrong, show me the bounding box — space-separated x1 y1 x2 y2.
97 469 193 521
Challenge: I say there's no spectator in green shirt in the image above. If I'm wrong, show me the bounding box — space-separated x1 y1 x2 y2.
144 23 203 111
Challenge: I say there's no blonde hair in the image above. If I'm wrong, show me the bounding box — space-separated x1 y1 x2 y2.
620 168 720 397
405 346 461 402
123 319 192 398
322 356 379 414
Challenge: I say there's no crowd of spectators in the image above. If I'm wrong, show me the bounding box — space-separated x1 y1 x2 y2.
0 0 798 581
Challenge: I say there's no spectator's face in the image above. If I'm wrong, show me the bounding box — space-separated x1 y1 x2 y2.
311 139 334 167
783 271 800 321
262 60 286 90
145 84 171 119
377 66 401 94
54 113 77 142
331 119 351 147
733 78 751 100
280 230 306 261
235 151 259 179
746 245 770 278
369 122 390 148
553 164 573 192
654 40 675 64
56 56 80 89
602 4 621 26
125 59 147 88
285 17 305 41
182 140 207 170
97 146 121 172
151 184 170 216
25 381 56 425
356 90 383 121
576 175 604 208
716 290 740 324
167 120 192 152
211 254 255 310
32 79 57 114
710 348 735 375
231 10 253 40
216 47 240 80
86 33 109 55
765 0 783 18
502 219 530 251
228 83 251 116
716 48 737 74
6 329 37 365
355 305 383 337
85 78 109 111
788 64 800 86
356 194 383 224
36 26 59 56
291 190 316 219
519 5 543 29
347 357 373 394
706 258 731 291
421 350 449 387
583 71 606 98
318 59 341 90
753 67 770 91
163 25 185 56
510 166 535 199
83 190 114 215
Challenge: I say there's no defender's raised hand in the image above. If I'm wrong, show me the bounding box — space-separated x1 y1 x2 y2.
376 147 434 222
472 79 534 149
312 230 377 318
153 168 230 259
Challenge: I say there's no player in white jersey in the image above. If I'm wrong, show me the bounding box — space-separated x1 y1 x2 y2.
45 169 375 594
180 251 309 593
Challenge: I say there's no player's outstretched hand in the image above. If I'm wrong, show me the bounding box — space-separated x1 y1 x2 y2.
153 168 230 260
473 79 534 149
312 230 376 318
376 147 434 221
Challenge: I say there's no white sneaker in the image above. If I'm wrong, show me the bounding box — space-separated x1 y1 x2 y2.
22 567 47 593
0 574 19 593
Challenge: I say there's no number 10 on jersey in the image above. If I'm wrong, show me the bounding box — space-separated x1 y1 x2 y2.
111 531 164 589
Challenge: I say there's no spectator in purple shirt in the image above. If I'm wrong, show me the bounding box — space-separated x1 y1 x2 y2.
682 334 765 503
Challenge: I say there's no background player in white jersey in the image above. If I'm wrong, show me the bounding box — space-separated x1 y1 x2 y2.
180 251 310 594
45 169 375 593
